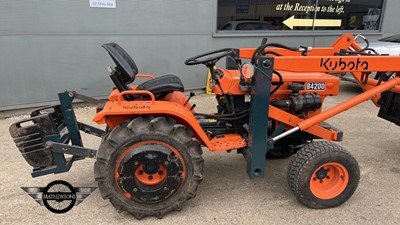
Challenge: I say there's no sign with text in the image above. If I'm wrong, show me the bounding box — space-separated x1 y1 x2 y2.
217 0 384 31
283 16 341 29
89 0 116 8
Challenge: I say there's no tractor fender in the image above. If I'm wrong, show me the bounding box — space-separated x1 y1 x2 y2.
93 100 214 149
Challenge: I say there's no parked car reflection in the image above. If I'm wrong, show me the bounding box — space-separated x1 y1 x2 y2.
219 21 273 31
366 34 400 55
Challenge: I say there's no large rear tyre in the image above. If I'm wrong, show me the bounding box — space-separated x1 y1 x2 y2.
287 141 360 209
94 116 204 219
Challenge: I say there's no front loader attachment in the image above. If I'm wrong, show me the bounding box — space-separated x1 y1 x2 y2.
9 91 103 177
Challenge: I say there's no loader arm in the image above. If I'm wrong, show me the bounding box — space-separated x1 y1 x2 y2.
236 34 400 142
239 34 400 96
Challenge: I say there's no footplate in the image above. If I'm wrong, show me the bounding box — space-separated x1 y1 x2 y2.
210 134 247 151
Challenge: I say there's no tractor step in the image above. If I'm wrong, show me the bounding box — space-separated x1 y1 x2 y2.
210 134 246 151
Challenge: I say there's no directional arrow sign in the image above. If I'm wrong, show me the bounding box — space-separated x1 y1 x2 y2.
283 16 341 29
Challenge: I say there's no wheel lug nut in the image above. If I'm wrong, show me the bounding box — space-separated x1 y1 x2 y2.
164 161 169 166
148 175 153 180
133 188 138 192
319 180 323 183
134 161 139 166
139 170 144 175
158 170 163 175
163 187 168 191
326 176 330 179
313 177 317 181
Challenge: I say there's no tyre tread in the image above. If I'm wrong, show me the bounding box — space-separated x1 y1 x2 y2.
287 141 360 208
94 116 203 219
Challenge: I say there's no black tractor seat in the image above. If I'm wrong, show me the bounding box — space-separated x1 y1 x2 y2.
136 74 184 96
102 42 184 99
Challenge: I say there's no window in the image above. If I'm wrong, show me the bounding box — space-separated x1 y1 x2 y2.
221 23 233 30
217 0 385 32
236 21 273 30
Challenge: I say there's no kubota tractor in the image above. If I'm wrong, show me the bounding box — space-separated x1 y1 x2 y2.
9 34 400 219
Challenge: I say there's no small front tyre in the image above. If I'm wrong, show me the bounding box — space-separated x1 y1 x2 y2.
287 141 360 209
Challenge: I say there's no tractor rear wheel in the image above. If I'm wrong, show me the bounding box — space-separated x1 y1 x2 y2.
287 141 360 208
94 116 204 219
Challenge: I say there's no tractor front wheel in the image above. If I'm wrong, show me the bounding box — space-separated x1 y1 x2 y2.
94 116 204 219
287 141 360 208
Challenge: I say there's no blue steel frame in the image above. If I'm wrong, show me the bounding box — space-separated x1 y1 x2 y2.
31 91 84 177
245 56 274 179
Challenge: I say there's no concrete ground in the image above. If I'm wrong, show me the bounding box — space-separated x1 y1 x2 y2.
1 82 400 225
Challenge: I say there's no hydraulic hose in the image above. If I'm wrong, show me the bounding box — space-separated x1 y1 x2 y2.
251 43 299 64
195 109 250 119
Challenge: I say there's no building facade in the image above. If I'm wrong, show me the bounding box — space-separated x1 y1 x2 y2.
0 0 398 110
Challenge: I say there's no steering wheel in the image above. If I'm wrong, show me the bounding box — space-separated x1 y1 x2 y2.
185 48 235 67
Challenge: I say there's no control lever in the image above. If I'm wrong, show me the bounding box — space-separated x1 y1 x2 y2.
261 37 268 45
190 104 196 111
184 91 196 106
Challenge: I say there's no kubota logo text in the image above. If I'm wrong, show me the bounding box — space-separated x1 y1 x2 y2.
122 105 151 110
320 58 369 71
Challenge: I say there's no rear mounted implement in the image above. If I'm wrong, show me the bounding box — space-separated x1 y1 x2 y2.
10 105 63 168
10 92 103 177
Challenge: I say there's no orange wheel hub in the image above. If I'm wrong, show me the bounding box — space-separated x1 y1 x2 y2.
309 162 349 200
135 164 167 186
114 141 186 203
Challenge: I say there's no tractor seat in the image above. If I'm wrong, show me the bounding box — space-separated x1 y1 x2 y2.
137 74 184 96
102 42 184 98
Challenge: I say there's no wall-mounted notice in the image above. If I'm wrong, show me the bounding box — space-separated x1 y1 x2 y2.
217 0 384 31
89 0 116 8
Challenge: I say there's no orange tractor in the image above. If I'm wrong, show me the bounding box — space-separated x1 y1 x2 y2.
10 34 400 218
